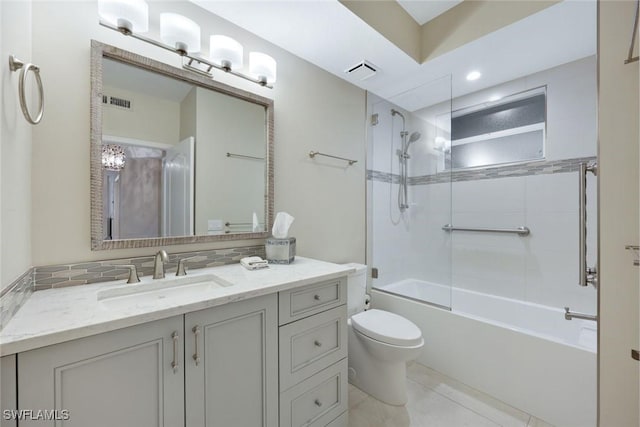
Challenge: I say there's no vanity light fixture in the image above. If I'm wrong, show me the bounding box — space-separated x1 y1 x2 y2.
249 52 277 85
160 13 201 55
97 0 276 88
102 144 126 171
98 0 149 35
210 35 243 71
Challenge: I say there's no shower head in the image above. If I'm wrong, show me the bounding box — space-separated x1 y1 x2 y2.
408 131 421 143
390 109 405 120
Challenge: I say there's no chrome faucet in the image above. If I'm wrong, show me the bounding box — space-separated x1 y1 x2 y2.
153 250 169 279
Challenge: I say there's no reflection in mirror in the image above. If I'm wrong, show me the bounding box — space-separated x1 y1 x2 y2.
91 41 273 250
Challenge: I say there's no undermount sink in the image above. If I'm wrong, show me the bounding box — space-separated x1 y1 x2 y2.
98 273 233 307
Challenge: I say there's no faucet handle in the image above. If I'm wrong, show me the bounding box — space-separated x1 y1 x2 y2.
113 265 140 284
176 256 199 276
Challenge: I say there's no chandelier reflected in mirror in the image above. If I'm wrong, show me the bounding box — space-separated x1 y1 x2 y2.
101 144 126 171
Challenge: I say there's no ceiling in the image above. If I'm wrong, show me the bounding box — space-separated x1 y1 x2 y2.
191 0 596 111
396 0 463 25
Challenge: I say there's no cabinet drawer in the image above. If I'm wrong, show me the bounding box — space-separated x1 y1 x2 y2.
279 277 347 325
280 360 347 427
324 411 347 427
279 306 347 390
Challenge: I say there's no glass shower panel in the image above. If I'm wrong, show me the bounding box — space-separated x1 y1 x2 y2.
367 75 453 309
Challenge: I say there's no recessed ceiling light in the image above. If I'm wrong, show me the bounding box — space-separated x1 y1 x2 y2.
466 71 481 81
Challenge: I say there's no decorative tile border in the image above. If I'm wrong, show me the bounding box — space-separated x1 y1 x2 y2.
367 156 597 185
366 170 401 184
0 268 34 330
33 245 266 291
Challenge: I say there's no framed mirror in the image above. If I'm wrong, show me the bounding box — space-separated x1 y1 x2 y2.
91 40 274 250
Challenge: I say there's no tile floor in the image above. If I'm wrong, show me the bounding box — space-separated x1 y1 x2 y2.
348 363 554 427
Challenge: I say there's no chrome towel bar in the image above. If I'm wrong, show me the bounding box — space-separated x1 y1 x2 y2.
309 151 357 166
226 152 265 161
9 55 44 125
442 224 530 236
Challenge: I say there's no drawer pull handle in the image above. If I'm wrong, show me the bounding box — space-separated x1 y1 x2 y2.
171 331 179 373
314 340 322 347
192 325 201 366
314 294 321 301
314 399 323 407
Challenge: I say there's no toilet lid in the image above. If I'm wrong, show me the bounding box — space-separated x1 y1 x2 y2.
351 309 423 346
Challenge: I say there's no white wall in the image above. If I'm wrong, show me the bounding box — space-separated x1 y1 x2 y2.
30 1 365 265
193 88 265 235
597 1 639 424
1 0 32 290
369 56 597 313
102 85 181 146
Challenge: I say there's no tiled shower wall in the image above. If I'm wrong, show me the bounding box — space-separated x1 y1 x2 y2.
367 56 598 313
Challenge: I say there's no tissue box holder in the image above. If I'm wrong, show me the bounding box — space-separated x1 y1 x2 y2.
265 237 296 264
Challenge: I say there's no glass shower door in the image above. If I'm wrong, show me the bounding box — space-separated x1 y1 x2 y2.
367 75 453 310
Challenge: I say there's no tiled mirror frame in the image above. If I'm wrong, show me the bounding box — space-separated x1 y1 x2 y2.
90 40 275 250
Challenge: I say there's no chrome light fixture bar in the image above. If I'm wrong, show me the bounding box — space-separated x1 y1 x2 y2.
97 1 275 89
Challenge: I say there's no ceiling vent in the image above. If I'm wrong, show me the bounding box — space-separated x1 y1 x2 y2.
345 60 377 81
102 94 133 111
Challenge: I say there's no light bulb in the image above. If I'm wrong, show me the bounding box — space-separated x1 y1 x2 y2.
160 13 201 55
98 0 149 34
249 52 276 85
210 35 243 71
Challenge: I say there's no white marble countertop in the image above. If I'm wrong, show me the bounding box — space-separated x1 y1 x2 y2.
0 257 354 356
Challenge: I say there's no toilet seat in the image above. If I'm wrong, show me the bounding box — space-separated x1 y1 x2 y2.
351 309 423 347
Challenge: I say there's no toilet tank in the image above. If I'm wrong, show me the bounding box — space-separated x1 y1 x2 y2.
343 263 367 316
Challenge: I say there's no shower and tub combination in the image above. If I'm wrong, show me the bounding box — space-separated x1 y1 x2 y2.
367 55 598 427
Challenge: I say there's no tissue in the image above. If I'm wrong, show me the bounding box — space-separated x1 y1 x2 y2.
252 212 260 232
266 211 296 264
272 212 295 238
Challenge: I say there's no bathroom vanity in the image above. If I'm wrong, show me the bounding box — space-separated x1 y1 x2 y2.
0 257 350 427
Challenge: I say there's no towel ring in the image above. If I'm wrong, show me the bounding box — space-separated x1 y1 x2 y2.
9 55 44 125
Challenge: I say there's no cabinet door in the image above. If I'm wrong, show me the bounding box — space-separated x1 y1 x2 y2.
1 355 17 427
185 294 278 427
18 316 184 427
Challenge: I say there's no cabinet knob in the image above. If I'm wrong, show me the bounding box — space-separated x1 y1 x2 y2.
314 340 322 347
313 294 321 301
314 399 323 407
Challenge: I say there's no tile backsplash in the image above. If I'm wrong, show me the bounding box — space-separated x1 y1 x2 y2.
0 245 266 330
0 268 34 330
33 245 266 291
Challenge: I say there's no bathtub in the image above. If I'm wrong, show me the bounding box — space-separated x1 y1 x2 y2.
373 279 597 427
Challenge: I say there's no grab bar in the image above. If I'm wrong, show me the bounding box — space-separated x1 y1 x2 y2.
226 152 264 161
442 224 530 236
564 307 597 322
9 55 44 125
579 161 598 287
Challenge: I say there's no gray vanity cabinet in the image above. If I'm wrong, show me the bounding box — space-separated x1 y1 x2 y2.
1 355 17 427
17 315 185 427
184 294 278 427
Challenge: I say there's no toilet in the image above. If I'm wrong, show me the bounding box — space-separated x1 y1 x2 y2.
344 263 424 406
